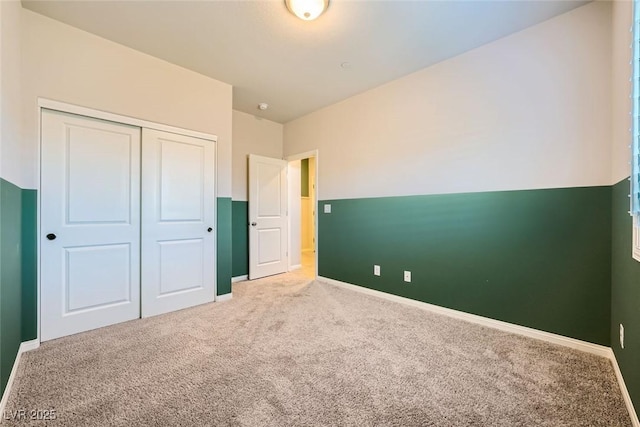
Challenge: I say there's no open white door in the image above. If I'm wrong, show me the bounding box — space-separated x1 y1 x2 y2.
141 129 216 317
41 110 141 341
249 154 288 280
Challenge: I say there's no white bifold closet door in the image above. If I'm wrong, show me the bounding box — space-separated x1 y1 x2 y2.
41 110 142 341
41 110 215 341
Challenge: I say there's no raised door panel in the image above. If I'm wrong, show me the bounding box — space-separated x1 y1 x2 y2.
160 141 204 221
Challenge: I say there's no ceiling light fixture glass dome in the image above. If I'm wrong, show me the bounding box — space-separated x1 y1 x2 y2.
285 0 329 21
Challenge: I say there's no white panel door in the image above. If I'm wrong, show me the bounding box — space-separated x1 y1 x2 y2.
141 129 215 317
249 154 288 279
41 109 141 341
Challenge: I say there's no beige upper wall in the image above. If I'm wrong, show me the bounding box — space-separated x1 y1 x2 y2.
284 2 613 200
1 1 23 187
20 9 233 195
611 0 633 184
232 109 283 201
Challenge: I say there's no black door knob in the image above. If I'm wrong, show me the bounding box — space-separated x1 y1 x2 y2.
46 233 57 241
251 222 257 226
207 227 213 232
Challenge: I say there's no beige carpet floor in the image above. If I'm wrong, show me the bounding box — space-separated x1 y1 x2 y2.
3 271 631 426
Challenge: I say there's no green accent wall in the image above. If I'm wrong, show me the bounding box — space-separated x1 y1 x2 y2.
611 178 640 411
217 197 232 296
301 158 309 197
318 186 612 346
21 190 37 342
3 181 636 409
232 201 249 277
1 179 23 394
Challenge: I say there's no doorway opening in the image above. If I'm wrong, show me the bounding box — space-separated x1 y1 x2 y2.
248 151 317 281
287 151 318 280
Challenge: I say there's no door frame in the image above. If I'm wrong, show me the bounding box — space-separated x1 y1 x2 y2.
285 149 319 279
36 98 218 344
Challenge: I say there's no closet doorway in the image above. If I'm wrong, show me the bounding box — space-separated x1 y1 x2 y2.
40 108 217 341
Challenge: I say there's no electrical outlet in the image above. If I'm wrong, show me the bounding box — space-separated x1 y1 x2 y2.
620 324 625 349
374 265 381 276
324 204 332 214
404 271 411 282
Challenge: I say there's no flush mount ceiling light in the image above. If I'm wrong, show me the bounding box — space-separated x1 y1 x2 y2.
285 0 329 21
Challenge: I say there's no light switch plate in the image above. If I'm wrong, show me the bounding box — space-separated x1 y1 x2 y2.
374 265 380 276
324 204 332 213
404 271 411 282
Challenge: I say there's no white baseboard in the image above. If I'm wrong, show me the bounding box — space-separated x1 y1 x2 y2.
231 275 248 283
216 293 233 302
19 340 39 353
609 349 640 427
289 264 302 271
318 277 610 358
0 339 40 419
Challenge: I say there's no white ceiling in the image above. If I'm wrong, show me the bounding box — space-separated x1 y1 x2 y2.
22 0 589 124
